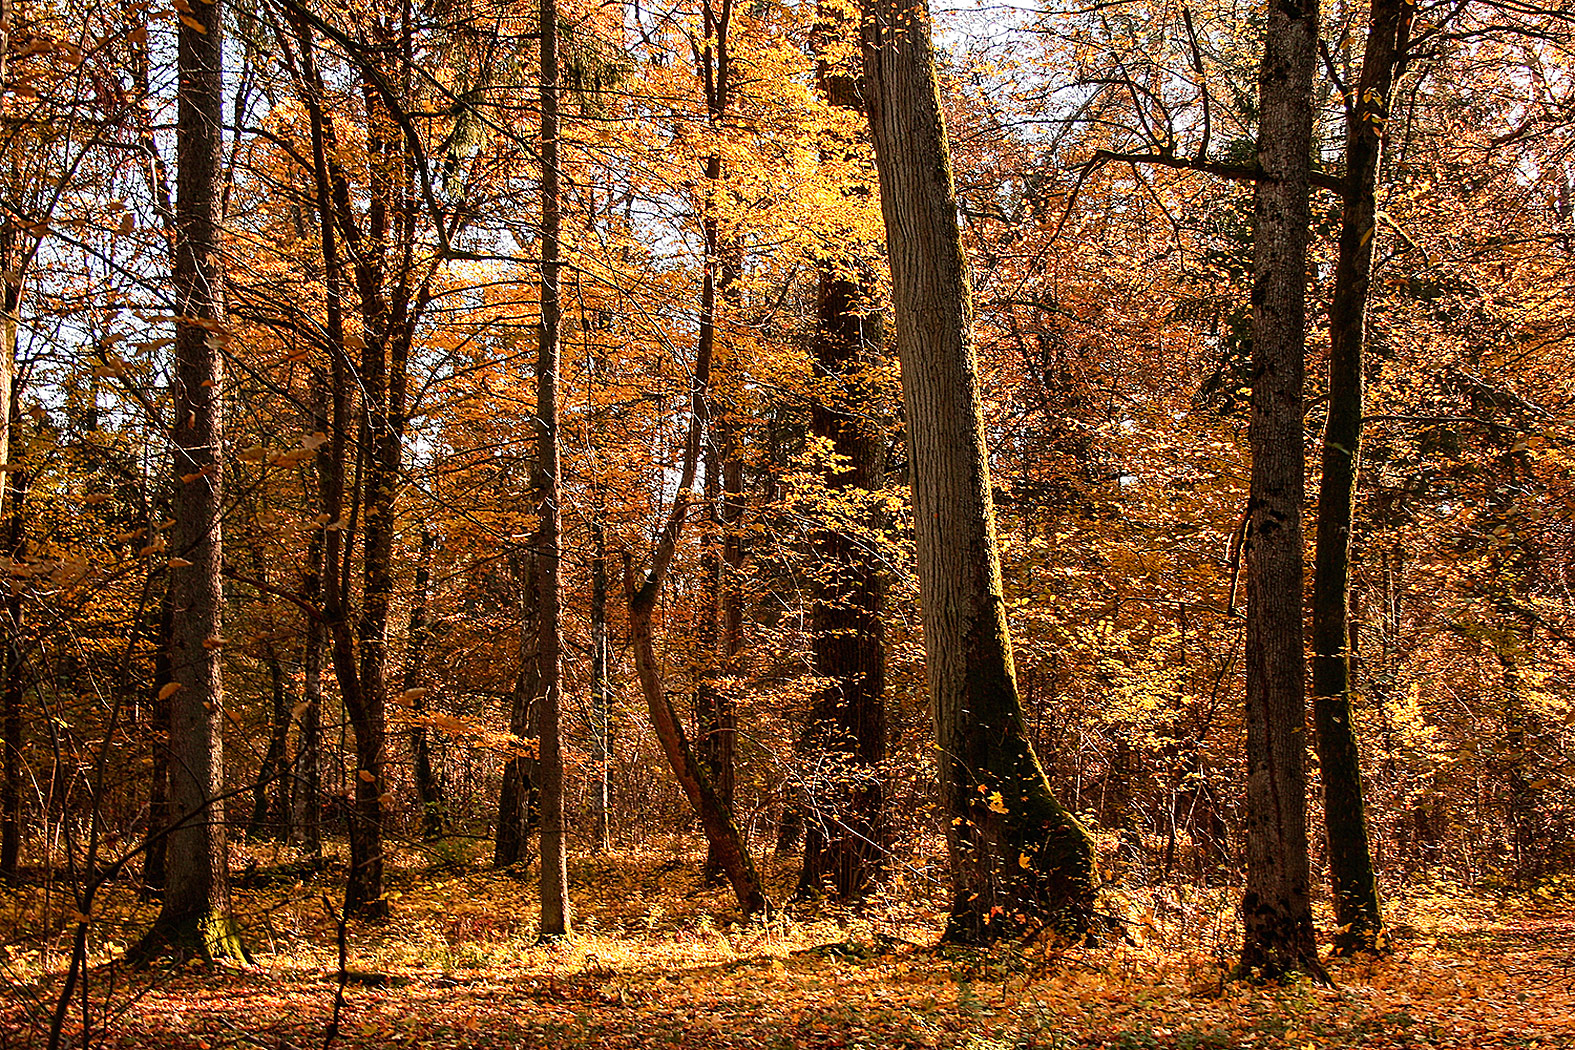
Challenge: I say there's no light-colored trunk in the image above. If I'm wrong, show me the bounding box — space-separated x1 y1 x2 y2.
860 0 1093 943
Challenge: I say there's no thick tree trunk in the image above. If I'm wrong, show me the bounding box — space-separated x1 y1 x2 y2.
1239 0 1325 981
1311 0 1408 958
535 0 571 938
132 0 244 960
860 0 1093 943
797 36 888 900
404 529 443 841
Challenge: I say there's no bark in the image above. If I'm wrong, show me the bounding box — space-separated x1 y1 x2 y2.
860 0 1093 943
131 0 245 961
535 0 571 938
1239 0 1325 981
1311 0 1409 958
403 529 443 840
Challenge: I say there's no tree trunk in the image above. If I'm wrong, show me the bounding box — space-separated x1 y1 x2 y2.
248 648 290 841
797 20 889 901
1311 0 1408 958
535 0 571 939
1 455 26 885
589 518 612 853
860 0 1093 943
404 529 443 840
1239 0 1325 981
294 531 325 858
132 0 245 960
624 251 768 916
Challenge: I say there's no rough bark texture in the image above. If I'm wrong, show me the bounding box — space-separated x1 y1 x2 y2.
860 0 1094 943
1240 0 1325 981
535 0 571 938
1311 0 1408 958
133 0 245 960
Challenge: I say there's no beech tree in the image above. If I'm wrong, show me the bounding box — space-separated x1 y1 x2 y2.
1239 0 1324 980
860 0 1094 942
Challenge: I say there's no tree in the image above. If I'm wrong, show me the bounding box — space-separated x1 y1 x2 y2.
795 2 889 901
859 0 1094 943
1239 0 1324 980
131 0 245 961
1309 0 1410 957
535 0 571 939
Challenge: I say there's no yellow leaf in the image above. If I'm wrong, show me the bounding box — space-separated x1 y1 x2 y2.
357 769 376 782
158 683 182 700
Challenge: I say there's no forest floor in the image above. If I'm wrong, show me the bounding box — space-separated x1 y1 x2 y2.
2 840 1570 1049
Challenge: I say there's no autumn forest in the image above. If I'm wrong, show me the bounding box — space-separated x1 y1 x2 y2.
1 0 1572 1044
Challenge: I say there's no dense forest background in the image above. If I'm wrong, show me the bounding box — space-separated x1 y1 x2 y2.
1 0 1573 1041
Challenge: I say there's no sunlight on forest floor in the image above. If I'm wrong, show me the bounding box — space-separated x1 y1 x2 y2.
3 842 1570 1049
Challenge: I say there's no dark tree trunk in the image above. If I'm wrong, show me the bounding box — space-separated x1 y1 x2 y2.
496 553 542 868
1 458 26 885
404 529 443 841
589 519 612 853
132 0 245 960
860 0 1093 943
1239 0 1325 981
797 18 888 901
248 649 290 841
1311 0 1409 958
294 531 325 857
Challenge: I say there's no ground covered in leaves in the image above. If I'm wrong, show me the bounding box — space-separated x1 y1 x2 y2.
3 842 1570 1049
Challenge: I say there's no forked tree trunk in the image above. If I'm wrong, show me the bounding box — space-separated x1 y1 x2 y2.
860 0 1093 943
534 0 571 938
1311 0 1409 958
1240 0 1325 981
625 266 767 917
131 0 245 960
